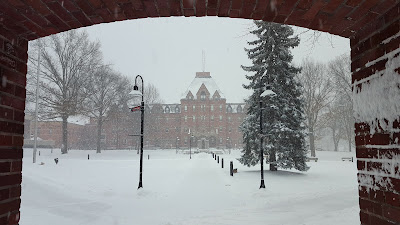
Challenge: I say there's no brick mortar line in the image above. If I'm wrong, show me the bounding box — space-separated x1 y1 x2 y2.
0 90 27 102
0 117 26 125
353 12 400 47
351 37 400 69
0 171 21 176
0 65 28 77
360 208 400 223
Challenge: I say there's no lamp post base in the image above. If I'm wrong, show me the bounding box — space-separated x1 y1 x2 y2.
138 182 143 189
260 180 265 189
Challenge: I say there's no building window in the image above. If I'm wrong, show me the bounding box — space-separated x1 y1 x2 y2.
219 138 223 144
229 128 232 133
200 91 206 100
184 116 187 122
165 106 170 113
219 105 223 112
175 106 180 113
211 116 214 121
227 105 232 113
211 105 214 111
193 116 196 122
184 105 187 112
166 128 169 133
193 105 195 112
237 105 243 113
219 115 223 121
228 116 231 122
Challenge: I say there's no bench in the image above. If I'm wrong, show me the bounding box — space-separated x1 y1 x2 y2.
307 157 318 162
341 157 353 162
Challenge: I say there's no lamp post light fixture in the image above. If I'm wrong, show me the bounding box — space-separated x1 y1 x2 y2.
129 75 145 189
259 87 276 189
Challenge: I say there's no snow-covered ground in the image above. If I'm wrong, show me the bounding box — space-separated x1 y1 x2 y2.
20 148 359 225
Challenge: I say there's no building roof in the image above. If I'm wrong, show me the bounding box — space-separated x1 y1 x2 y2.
181 72 225 100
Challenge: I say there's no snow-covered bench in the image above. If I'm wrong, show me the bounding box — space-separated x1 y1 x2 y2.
341 157 353 162
307 157 318 162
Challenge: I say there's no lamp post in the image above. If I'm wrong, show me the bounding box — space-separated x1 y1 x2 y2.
259 88 276 189
129 75 145 189
176 137 179 154
189 134 194 159
227 137 231 154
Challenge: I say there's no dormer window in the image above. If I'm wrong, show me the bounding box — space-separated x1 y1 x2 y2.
237 105 243 113
165 106 170 113
200 91 206 100
186 92 194 100
227 105 232 113
175 106 180 113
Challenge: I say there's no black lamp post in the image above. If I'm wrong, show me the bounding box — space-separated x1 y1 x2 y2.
189 134 193 159
176 137 179 154
130 75 144 189
259 88 276 189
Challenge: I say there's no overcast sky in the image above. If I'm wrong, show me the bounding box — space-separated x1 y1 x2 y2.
83 17 350 103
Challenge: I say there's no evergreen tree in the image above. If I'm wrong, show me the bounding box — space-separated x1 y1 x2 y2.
239 21 308 172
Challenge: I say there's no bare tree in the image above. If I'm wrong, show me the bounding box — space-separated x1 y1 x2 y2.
29 30 102 154
297 59 334 157
86 66 120 153
107 81 163 150
328 54 354 152
320 102 345 152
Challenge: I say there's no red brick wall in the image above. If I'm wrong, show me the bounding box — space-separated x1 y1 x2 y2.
0 0 399 224
36 121 85 149
0 28 27 225
351 4 400 225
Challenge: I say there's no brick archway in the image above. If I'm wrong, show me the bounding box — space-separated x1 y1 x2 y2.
0 1 399 224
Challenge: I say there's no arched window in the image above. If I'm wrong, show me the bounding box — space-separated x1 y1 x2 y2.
227 105 232 113
237 105 243 113
175 106 180 113
165 106 170 113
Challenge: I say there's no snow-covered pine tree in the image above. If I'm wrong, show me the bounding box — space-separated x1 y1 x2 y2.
239 21 308 172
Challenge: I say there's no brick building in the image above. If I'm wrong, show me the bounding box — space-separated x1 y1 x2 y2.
24 116 88 149
90 71 247 150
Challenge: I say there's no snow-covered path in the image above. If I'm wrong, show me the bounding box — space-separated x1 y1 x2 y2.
20 149 360 225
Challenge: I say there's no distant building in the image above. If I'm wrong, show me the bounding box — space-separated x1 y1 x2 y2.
95 71 246 150
24 116 88 149
30 72 246 150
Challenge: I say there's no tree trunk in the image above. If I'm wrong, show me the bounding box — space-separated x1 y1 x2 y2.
96 117 103 153
333 130 339 152
309 126 316 157
269 149 277 171
348 139 352 152
61 115 68 154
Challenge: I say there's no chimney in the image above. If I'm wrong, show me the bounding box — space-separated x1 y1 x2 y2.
195 72 211 78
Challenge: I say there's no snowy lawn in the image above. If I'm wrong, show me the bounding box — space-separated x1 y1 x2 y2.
20 148 359 225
